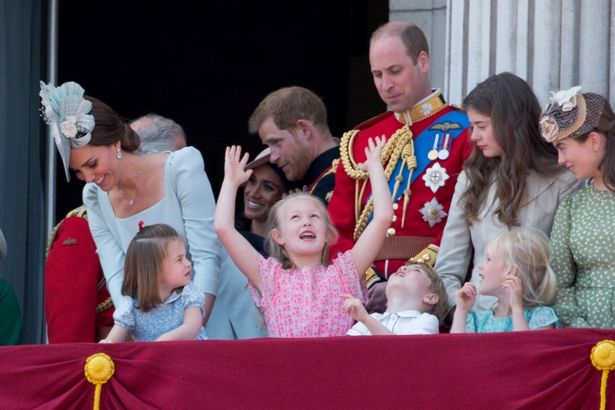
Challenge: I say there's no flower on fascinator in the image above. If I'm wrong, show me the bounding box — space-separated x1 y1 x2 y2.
549 85 583 112
539 115 559 143
39 81 95 146
60 115 78 138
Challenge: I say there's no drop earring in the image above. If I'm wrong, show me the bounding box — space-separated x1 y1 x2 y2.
116 148 122 159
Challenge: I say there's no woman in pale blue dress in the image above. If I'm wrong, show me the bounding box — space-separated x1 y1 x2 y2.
40 81 220 320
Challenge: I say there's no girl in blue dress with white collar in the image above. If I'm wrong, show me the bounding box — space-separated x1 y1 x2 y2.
100 224 207 342
451 229 558 332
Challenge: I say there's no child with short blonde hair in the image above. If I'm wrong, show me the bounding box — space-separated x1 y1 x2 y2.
451 229 558 333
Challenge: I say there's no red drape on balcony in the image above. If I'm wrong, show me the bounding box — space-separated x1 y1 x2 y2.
0 328 614 409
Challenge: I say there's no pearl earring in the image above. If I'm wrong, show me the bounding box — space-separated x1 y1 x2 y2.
116 148 122 159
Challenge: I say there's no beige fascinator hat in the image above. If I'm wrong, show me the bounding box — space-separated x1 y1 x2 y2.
539 86 607 144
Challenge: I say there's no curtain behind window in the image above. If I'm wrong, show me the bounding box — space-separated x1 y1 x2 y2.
0 0 45 344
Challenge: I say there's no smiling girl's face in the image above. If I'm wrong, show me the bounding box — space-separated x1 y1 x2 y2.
273 197 328 256
555 133 606 181
243 164 285 223
478 245 510 296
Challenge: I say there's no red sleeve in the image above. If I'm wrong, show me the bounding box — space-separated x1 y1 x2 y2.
327 157 357 258
45 217 102 343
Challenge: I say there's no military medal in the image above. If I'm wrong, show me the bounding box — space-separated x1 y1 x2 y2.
438 133 450 160
422 163 450 193
420 198 448 228
428 133 440 160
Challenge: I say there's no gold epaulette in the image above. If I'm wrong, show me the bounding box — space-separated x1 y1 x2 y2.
66 205 88 219
308 159 339 196
318 159 338 204
329 158 339 173
408 244 440 268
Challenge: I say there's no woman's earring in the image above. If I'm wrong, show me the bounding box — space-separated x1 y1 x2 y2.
116 148 122 159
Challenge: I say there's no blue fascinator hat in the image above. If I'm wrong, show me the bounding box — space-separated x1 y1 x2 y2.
39 81 95 181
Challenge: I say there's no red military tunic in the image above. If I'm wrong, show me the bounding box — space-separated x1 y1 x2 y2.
328 91 472 281
45 206 114 343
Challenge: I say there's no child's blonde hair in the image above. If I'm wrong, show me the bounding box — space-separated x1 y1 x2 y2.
405 263 449 322
485 229 556 307
265 192 338 269
122 223 183 311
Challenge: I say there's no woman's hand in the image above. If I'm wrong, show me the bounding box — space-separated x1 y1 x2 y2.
456 282 477 313
224 146 252 187
357 136 385 172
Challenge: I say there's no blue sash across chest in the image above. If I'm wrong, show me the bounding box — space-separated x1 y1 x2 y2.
385 109 468 204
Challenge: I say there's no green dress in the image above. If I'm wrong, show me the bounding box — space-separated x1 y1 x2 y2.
550 184 615 328
0 278 21 344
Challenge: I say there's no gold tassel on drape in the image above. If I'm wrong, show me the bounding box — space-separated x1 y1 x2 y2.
84 353 115 410
590 340 615 410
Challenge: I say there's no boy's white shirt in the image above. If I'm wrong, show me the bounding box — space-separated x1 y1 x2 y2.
346 310 439 335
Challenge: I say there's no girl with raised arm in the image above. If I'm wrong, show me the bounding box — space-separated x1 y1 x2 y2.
215 139 392 337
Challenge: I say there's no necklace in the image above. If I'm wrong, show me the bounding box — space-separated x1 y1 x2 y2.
120 188 137 206
119 169 143 206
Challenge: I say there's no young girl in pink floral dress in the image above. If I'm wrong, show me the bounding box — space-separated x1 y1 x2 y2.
215 139 392 337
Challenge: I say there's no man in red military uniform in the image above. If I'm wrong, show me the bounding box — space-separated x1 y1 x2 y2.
328 21 472 312
45 206 114 342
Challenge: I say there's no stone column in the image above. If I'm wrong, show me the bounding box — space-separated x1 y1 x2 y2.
443 0 614 106
390 0 448 92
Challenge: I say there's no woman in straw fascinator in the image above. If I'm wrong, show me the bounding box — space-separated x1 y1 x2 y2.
541 86 615 328
40 81 220 323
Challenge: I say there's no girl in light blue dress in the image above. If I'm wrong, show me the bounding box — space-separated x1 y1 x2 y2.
100 224 207 342
450 229 558 333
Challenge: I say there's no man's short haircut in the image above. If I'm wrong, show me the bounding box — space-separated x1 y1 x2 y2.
248 86 329 134
370 21 429 64
132 113 187 153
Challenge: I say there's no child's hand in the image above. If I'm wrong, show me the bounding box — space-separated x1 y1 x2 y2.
357 136 386 172
501 274 523 312
456 282 477 312
99 338 114 344
342 293 369 323
224 145 252 187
